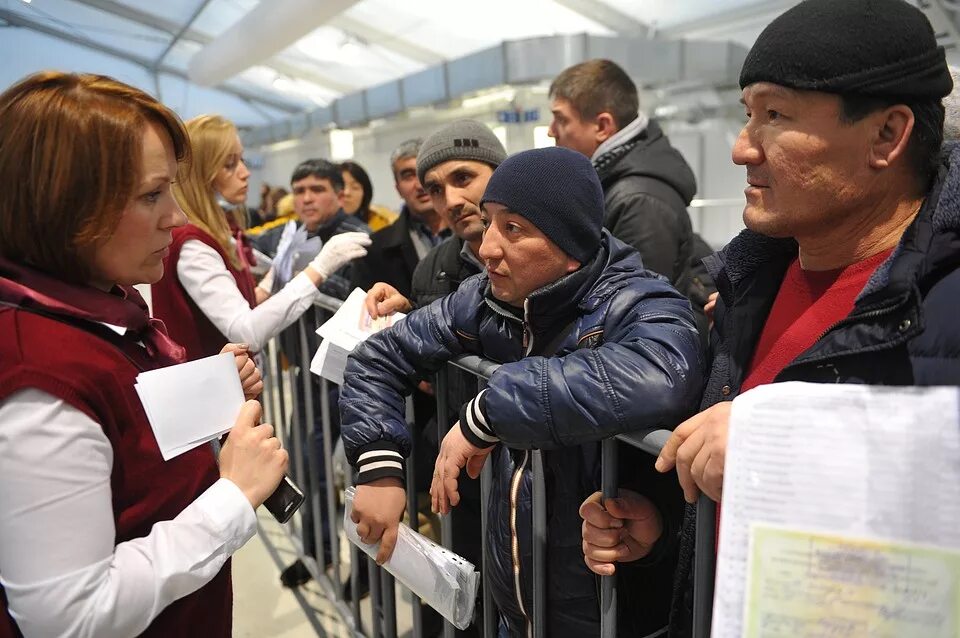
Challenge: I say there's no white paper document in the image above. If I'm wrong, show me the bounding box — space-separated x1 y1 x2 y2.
135 352 245 461
715 382 960 638
311 287 405 382
343 488 479 630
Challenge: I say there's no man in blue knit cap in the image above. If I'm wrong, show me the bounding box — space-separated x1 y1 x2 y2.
339 146 703 636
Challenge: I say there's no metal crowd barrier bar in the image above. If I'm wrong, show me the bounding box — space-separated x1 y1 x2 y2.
255 293 717 638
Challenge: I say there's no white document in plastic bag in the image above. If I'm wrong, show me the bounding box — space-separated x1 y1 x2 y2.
343 487 479 630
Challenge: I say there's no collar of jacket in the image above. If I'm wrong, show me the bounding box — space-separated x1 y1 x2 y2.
594 120 663 181
482 232 612 334
707 143 960 372
305 208 370 241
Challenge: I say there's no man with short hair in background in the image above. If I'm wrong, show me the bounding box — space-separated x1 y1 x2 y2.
351 139 447 297
549 59 717 339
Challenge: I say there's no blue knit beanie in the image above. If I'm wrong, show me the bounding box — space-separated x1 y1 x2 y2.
480 146 604 264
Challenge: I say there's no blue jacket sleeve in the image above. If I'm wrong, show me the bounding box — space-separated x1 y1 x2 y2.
472 280 704 450
338 281 478 483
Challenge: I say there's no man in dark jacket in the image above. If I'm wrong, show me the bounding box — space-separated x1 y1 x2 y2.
341 147 703 637
548 59 698 287
350 138 447 296
580 1 960 634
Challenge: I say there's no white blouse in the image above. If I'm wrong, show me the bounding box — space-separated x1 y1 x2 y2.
173 240 319 352
0 387 257 637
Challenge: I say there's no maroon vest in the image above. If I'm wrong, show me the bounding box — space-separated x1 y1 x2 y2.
0 269 232 637
152 224 258 360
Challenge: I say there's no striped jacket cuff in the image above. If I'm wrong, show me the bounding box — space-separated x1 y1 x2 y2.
458 389 498 449
355 441 405 485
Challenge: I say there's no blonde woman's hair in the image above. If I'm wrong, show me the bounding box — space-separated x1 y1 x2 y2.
174 115 243 268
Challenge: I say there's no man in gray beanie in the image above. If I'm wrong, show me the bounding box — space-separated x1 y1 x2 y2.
340 145 703 636
583 1 960 635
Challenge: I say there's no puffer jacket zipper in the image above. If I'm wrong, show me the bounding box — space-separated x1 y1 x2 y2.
509 449 532 637
522 299 534 356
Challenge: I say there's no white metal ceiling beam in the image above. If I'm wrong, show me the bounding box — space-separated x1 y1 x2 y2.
188 0 361 87
660 0 798 40
68 0 356 94
327 14 444 65
0 8 303 114
553 0 648 36
152 0 215 70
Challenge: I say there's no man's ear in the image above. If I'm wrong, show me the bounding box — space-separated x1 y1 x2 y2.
336 188 345 207
595 112 618 144
566 258 581 273
869 104 914 170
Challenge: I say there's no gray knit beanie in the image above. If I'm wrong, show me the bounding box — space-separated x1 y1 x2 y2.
416 120 507 184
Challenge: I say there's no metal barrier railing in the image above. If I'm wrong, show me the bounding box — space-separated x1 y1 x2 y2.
259 292 715 638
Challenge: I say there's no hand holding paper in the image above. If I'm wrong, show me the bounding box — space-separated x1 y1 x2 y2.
350 478 407 564
364 282 413 318
220 342 263 400
345 487 479 630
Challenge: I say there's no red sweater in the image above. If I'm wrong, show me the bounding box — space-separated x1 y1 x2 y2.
741 248 894 391
715 249 893 547
152 224 257 361
0 275 232 637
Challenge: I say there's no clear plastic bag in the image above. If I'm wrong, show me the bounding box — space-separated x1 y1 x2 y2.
343 487 480 630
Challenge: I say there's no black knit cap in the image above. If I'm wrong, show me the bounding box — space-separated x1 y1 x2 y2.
740 0 952 99
480 146 603 264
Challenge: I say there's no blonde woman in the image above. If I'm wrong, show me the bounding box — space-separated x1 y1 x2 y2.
152 115 370 359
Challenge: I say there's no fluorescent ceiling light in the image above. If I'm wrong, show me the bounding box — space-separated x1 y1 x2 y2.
329 129 354 160
462 88 516 110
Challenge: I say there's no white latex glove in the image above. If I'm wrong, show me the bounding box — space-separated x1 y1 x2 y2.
309 232 371 280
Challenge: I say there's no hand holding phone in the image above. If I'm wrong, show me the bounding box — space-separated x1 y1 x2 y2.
218 400 302 522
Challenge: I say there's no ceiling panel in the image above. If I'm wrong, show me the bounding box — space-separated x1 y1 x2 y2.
8 0 171 60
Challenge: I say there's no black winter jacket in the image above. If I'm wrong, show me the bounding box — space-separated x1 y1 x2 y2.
340 232 704 637
411 236 481 308
351 207 423 299
669 145 960 636
596 120 697 286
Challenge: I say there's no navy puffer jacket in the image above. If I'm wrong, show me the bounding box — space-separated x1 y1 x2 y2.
340 231 704 637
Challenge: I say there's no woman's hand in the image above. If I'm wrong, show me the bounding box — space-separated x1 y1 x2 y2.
219 401 288 508
221 343 262 400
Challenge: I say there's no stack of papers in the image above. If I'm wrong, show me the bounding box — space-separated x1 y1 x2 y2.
135 352 245 460
714 382 960 638
311 288 405 384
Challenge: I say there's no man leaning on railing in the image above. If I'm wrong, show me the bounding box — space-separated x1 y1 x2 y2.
338 146 704 637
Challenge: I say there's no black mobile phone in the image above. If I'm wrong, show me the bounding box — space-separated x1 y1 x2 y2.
262 475 304 523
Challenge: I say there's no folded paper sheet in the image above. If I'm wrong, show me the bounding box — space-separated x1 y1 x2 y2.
714 382 960 638
135 352 244 461
311 287 405 383
344 487 479 630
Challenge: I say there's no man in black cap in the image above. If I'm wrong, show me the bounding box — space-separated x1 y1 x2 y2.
340 146 704 637
580 0 960 634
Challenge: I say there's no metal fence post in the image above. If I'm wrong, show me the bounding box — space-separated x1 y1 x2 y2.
433 366 456 638
693 495 716 638
404 395 424 638
476 377 497 638
599 437 619 638
298 318 326 579
530 451 546 638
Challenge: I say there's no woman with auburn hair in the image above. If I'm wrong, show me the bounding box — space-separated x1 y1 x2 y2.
151 115 369 360
0 72 287 637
